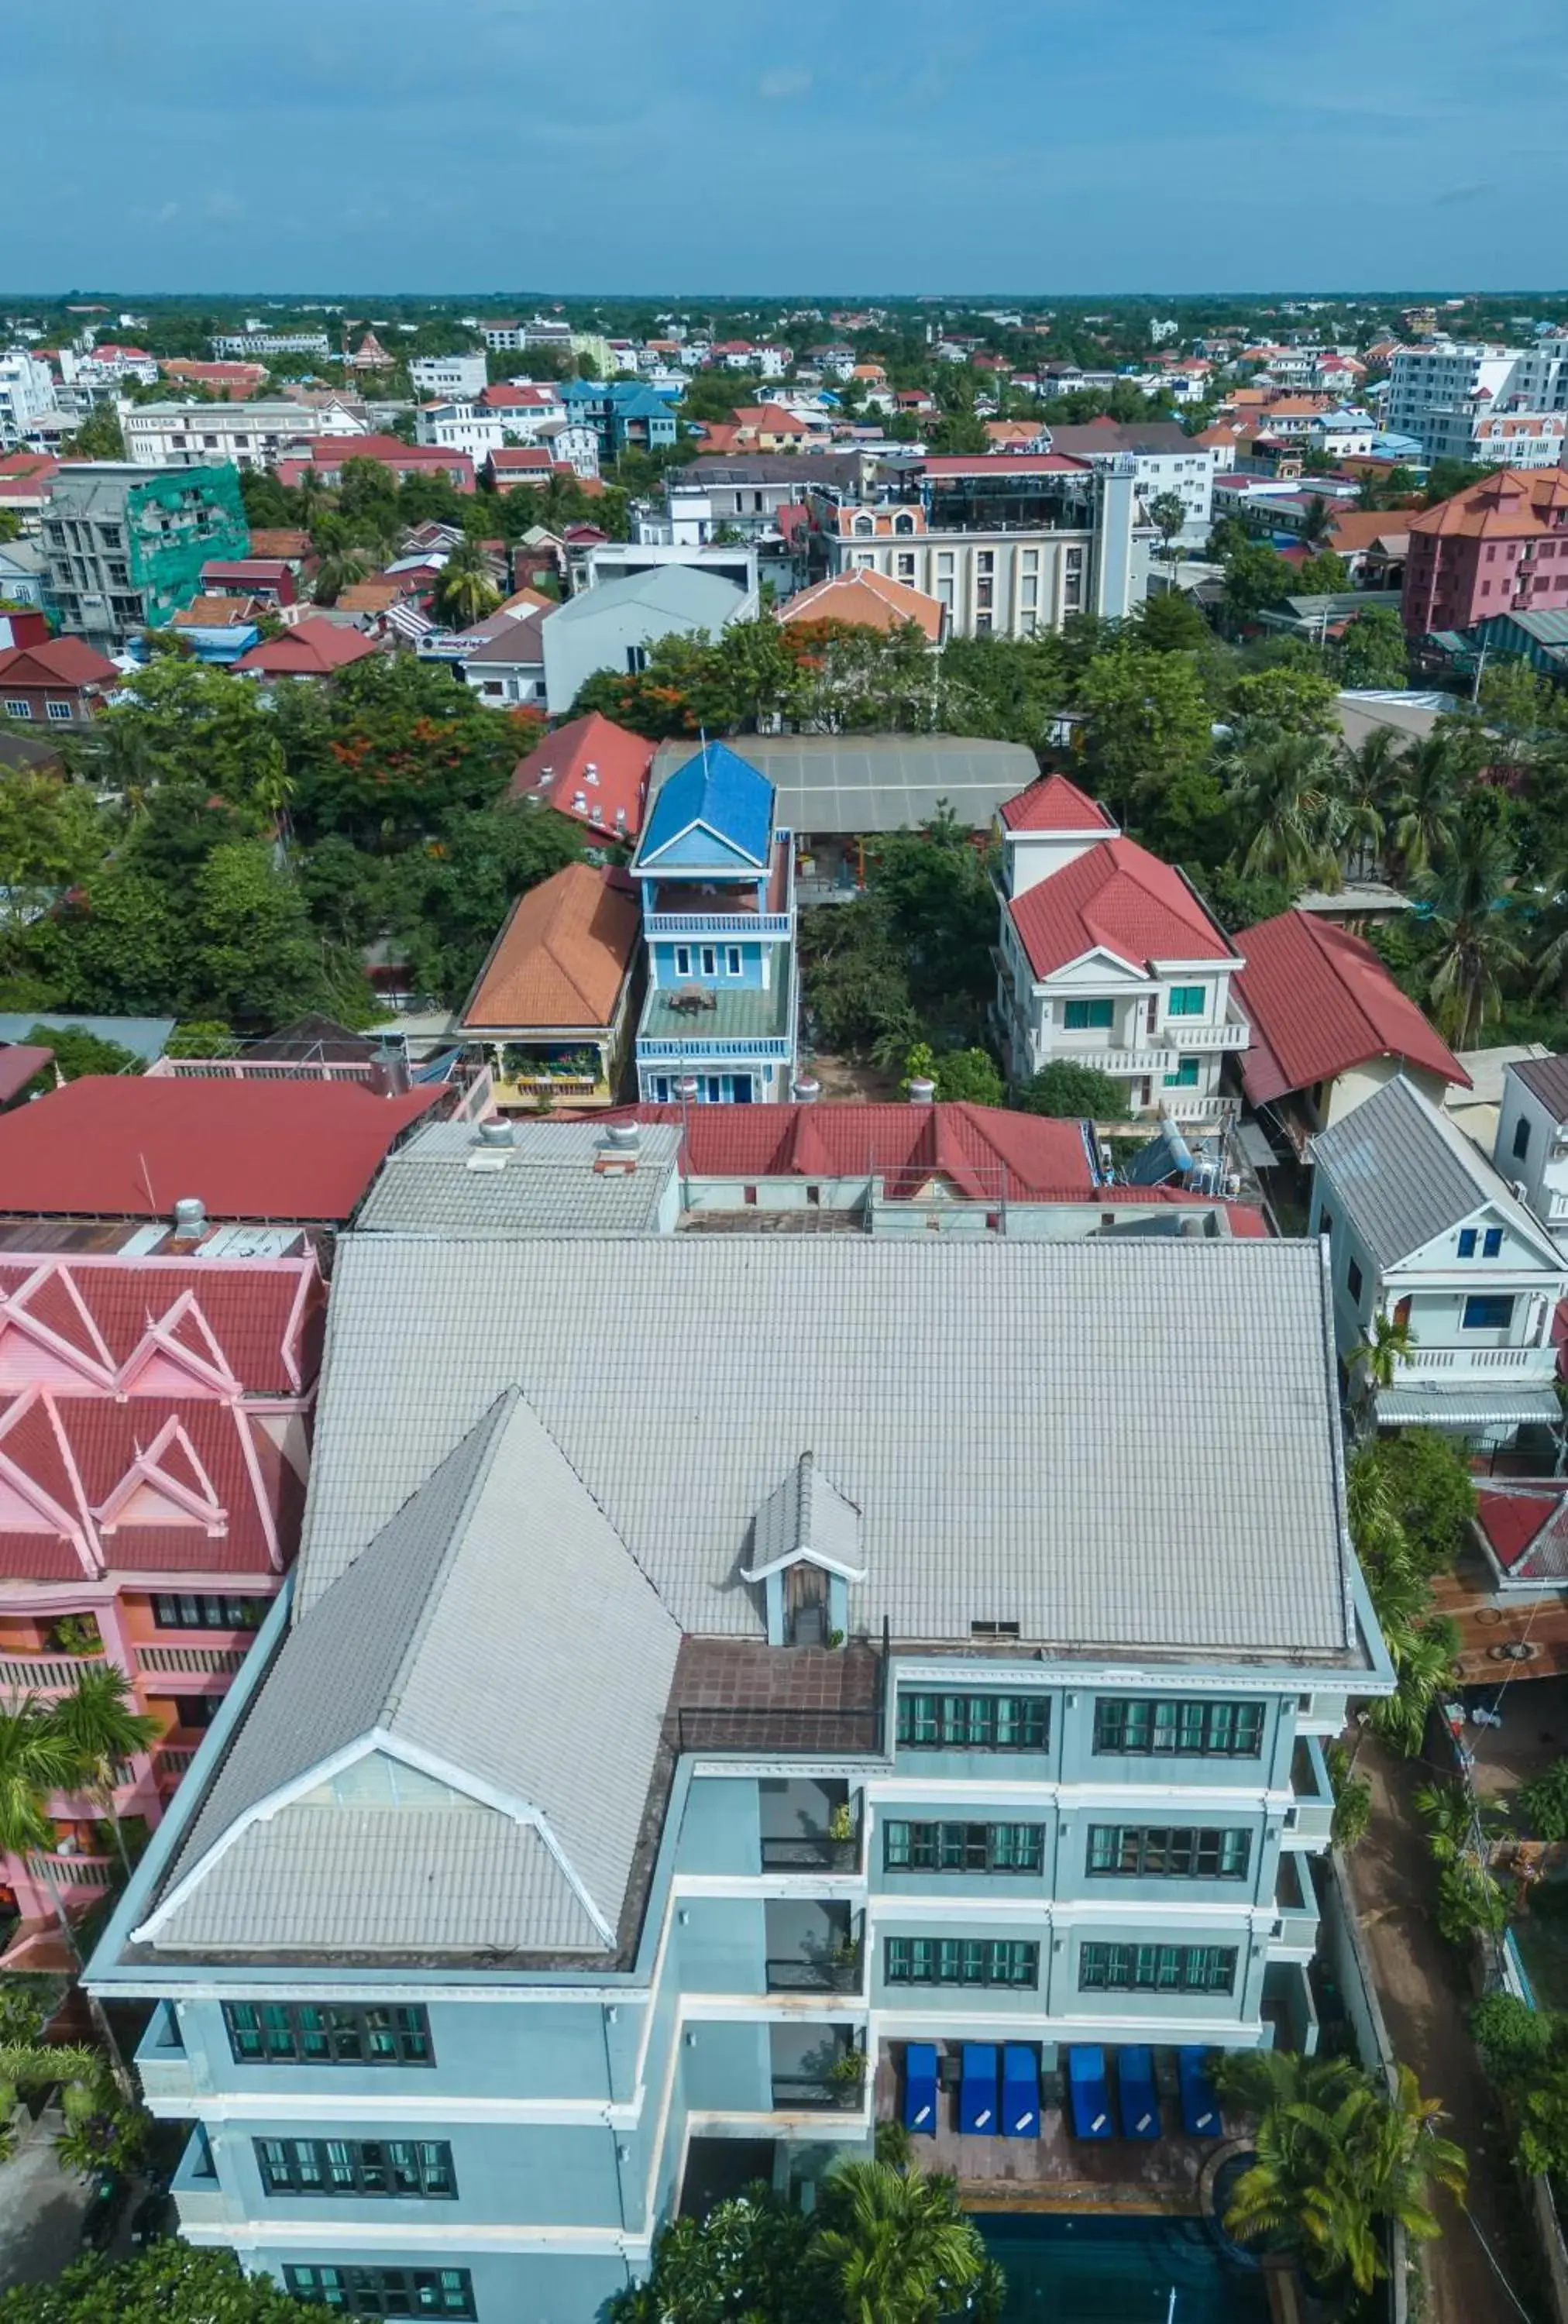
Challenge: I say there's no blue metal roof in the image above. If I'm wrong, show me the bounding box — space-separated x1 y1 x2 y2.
636 741 775 869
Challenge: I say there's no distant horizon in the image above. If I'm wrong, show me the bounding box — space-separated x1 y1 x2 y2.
6 287 1568 311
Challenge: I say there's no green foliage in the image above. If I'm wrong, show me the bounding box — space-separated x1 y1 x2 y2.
1434 1860 1510 1946
0 2243 321 2323
92 659 287 807
1366 1429 1477 1576
1219 538 1298 627
1017 1061 1129 1119
1520 1758 1568 1843
1136 590 1209 652
15 1024 139 1092
869 812 998 1034
0 775 113 936
1228 663 1339 740
1471 1995 1568 2179
1185 864 1294 934
1211 2052 1465 2297
1329 1771 1373 1850
902 1042 1003 1106
1347 1439 1463 1755
799 896 917 1057
1338 607 1409 691
163 1019 233 1058
388 803 586 1006
1078 644 1212 813
62 404 125 461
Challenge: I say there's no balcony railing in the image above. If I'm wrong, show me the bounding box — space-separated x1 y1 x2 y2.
770 2077 861 2111
1394 1346 1553 1376
765 1957 862 1995
153 1742 201 1784
645 913 793 937
0 1654 105 1693
638 1037 794 1061
1159 1018 1250 1053
1284 1734 1334 1847
26 1850 114 1893
760 1835 861 1872
135 1643 247 1679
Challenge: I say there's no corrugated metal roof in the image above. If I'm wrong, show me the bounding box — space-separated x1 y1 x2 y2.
356 1119 680 1238
295 1237 1359 1661
652 734 1037 837
1311 1075 1543 1271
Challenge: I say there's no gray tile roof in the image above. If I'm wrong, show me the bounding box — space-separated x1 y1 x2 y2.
1310 1074 1546 1271
297 1236 1359 1661
144 1387 680 1954
652 735 1039 836
356 1118 681 1238
749 1452 865 1578
1513 1053 1568 1124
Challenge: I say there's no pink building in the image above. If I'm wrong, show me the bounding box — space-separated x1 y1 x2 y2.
0 1247 325 1948
1403 466 1568 637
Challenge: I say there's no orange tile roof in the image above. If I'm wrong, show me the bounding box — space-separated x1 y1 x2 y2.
1409 466 1568 541
1326 510 1412 554
460 863 639 1031
779 569 944 642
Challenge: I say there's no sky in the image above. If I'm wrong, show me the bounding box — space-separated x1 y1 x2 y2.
8 0 1566 297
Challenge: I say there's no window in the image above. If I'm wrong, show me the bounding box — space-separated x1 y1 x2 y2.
284 2266 476 2319
1093 1697 1265 1758
1347 1259 1363 1303
1462 1294 1515 1331
884 1820 1044 1874
700 946 717 976
1078 1941 1237 1995
225 2003 433 2067
896 1693 1050 1751
1086 1826 1251 1880
1064 999 1114 1031
885 1937 1038 1987
1457 1228 1477 1257
153 1593 267 1631
725 945 741 976
255 2138 454 2197
1164 1057 1199 1088
1167 985 1205 1017
2 699 32 719
45 699 74 723
673 945 692 978
1482 1226 1503 1258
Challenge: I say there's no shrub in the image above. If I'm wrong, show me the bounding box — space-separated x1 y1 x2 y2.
1521 1757 1568 1843
1017 1061 1128 1119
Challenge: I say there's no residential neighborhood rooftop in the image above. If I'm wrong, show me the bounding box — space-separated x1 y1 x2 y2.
355 1118 683 1239
1234 909 1470 1106
1008 835 1238 979
1309 1074 1550 1271
459 862 640 1031
652 734 1037 835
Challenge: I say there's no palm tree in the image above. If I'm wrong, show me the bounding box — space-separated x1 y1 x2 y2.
1213 2052 1463 2297
433 538 501 629
1388 732 1467 880
1421 804 1525 1048
0 1696 132 2095
46 1665 156 1878
1415 1776 1506 1865
1223 731 1344 889
1350 1309 1416 1394
1336 727 1405 880
1370 1612 1460 1756
817 2157 989 2324
1300 493 1333 548
312 545 373 607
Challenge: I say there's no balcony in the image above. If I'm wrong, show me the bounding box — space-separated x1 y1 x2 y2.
153 1738 203 1789
0 1652 105 1693
1387 1346 1555 1380
1284 1734 1334 1848
136 2002 194 2105
171 2126 226 2229
1158 1016 1249 1054
764 1899 864 1996
758 1776 863 1875
769 2026 868 2117
1271 1851 1319 1956
645 912 793 938
26 1848 114 1896
135 1642 247 1681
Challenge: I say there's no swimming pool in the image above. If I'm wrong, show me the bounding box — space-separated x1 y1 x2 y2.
978 2210 1271 2323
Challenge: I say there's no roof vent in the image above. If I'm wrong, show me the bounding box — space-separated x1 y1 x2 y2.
573 790 587 813
585 763 600 783
792 1074 822 1105
603 1122 641 1152
476 1117 517 1149
171 1195 207 1237
907 1076 937 1106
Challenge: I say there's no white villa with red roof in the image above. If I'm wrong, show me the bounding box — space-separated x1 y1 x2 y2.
990 774 1248 1122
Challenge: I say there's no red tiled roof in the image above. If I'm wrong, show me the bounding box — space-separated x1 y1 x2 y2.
1477 1483 1568 1580
0 1253 322 1395
1008 839 1236 979
1232 909 1469 1106
490 447 553 470
0 1045 51 1103
0 638 119 689
508 711 655 839
232 620 378 677
998 772 1116 834
0 1078 442 1223
614 1102 1098 1201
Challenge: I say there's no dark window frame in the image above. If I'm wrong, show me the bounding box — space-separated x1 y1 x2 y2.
1461 1292 1515 1331
1077 1941 1237 1995
896 1693 1050 1752
255 2137 455 2199
884 1936 1039 1988
883 1819 1045 1875
1092 1697 1266 1759
1085 1824 1252 1880
284 2264 476 2318
225 2003 433 2067
152 1592 268 1631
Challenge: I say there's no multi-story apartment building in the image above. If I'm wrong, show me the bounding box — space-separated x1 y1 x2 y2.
407 355 489 400
0 1240 324 1941
88 1229 1387 2321
413 402 511 462
210 332 332 360
1402 467 1568 638
41 464 250 649
629 741 797 1105
560 380 679 459
1044 423 1217 545
1386 339 1568 466
1312 1074 1568 1451
990 774 1247 1122
817 453 1145 637
123 402 357 472
0 350 58 449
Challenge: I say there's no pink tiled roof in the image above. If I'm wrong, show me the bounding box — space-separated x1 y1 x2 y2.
0 1253 322 1396
1233 909 1469 1106
1008 839 1236 978
998 772 1116 834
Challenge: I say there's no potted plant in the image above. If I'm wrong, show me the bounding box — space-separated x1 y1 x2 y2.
827 1801 854 1844
50 1614 102 1658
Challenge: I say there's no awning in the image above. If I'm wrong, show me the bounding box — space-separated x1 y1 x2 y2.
1377 1385 1563 1429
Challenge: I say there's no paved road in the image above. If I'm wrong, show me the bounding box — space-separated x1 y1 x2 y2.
0 2125 92 2292
1345 1742 1542 2324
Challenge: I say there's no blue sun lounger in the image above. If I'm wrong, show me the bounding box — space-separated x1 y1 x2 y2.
1002 2044 1039 2137
1068 2044 1114 2139
1119 2044 1161 2139
904 2043 938 2135
959 2044 999 2134
1178 2045 1222 2138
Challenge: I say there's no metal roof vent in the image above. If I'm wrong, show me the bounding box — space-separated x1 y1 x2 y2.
907 1076 937 1106
792 1074 821 1105
603 1122 641 1152
476 1118 517 1148
171 1196 207 1237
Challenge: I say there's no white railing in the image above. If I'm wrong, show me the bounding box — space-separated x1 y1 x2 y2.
1160 1018 1250 1053
0 1655 102 1693
147 1058 377 1084
645 913 793 937
136 1642 247 1678
1398 1347 1554 1376
27 1851 114 1893
1058 1047 1174 1078
638 1037 793 1061
1164 1095 1234 1125
136 2052 194 2102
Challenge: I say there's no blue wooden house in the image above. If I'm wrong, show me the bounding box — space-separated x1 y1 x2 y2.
629 741 798 1105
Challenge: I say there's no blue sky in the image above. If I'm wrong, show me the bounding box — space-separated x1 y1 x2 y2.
8 0 1565 295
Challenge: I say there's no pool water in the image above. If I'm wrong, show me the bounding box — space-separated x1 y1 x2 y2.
978 2211 1271 2323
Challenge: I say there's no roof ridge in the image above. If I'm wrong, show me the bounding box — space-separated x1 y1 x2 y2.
378 1389 522 1728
